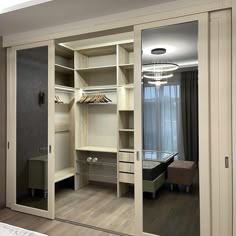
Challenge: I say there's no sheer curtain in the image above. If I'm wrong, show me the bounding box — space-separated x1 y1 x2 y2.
143 76 185 159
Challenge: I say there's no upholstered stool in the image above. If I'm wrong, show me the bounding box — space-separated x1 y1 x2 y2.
167 160 195 192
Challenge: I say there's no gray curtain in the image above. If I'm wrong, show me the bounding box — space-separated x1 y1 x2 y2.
143 74 185 159
181 71 199 163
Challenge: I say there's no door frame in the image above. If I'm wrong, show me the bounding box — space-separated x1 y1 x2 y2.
134 13 210 236
6 40 55 219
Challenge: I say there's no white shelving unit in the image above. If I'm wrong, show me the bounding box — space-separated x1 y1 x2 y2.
76 146 117 153
73 39 134 197
117 42 135 196
54 45 75 187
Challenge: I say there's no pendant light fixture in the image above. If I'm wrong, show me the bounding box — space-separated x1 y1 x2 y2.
142 47 179 84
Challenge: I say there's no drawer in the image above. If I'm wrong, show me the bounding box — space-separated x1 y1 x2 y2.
129 153 134 162
119 152 134 163
119 173 134 184
119 162 134 173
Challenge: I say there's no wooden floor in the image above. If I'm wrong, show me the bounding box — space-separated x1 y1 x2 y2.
55 183 135 235
0 180 199 236
0 208 119 236
143 182 200 236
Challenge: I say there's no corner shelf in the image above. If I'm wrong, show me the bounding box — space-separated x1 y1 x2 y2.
77 45 116 57
55 64 74 74
119 148 134 152
76 146 117 153
76 65 116 73
54 167 75 183
119 63 134 70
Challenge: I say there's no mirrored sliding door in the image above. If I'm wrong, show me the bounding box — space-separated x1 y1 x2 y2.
134 14 211 236
142 22 199 236
9 41 55 218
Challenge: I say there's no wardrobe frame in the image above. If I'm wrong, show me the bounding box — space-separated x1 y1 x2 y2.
134 13 211 236
6 40 55 219
5 1 234 235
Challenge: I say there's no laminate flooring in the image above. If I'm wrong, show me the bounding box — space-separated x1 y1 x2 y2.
143 182 200 236
0 208 117 236
55 183 135 235
1 181 199 236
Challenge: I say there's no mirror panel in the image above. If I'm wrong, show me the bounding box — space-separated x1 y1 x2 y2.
142 22 200 236
16 46 49 210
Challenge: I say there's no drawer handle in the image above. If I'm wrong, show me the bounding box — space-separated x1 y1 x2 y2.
225 156 229 168
136 151 140 161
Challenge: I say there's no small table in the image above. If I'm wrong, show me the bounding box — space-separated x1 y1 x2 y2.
167 160 195 192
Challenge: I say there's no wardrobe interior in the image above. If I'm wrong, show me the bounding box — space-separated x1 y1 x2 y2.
54 30 135 235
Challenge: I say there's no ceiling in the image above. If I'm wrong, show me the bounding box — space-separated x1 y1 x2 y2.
142 22 198 67
0 0 176 36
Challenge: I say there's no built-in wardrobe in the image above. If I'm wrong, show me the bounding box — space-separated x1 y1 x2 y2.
53 35 135 197
6 8 233 236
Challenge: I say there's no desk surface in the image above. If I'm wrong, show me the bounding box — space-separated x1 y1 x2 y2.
143 150 178 163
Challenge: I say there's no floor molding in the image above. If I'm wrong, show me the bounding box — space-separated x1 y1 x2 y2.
55 217 133 236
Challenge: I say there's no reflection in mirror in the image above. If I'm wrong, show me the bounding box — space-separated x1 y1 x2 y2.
16 46 48 210
142 22 199 236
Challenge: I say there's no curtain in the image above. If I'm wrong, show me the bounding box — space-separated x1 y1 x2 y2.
143 76 185 159
181 71 199 163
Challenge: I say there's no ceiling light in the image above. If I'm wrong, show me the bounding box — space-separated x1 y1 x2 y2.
142 47 179 81
151 48 166 55
148 81 168 86
143 73 173 80
142 45 176 56
142 63 179 73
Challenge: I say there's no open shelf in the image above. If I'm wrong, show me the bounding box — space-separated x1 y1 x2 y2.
119 63 134 70
55 64 74 74
77 45 116 57
77 146 117 153
76 65 116 72
55 167 75 183
119 131 134 151
119 84 134 89
56 44 74 58
119 110 134 130
118 42 134 52
55 45 74 69
119 148 134 152
55 123 70 133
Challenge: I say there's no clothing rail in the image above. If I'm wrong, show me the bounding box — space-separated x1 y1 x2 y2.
79 86 117 94
82 90 117 94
